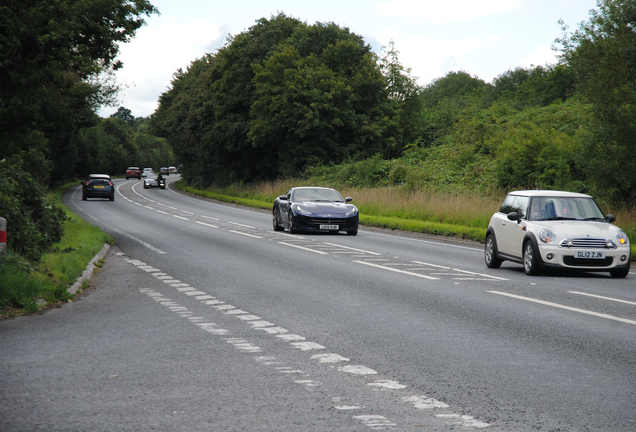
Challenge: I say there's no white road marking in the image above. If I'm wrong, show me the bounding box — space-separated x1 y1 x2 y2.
489 291 636 326
195 221 219 228
227 221 255 229
569 291 636 306
172 215 189 220
411 261 451 270
435 414 490 429
114 229 166 254
402 395 450 409
353 415 397 429
369 380 407 390
448 267 509 281
322 242 382 255
312 353 350 363
279 242 329 254
338 365 378 375
354 261 439 280
228 229 262 239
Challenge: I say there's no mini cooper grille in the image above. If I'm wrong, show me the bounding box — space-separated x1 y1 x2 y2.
307 218 349 225
559 237 608 248
563 256 614 267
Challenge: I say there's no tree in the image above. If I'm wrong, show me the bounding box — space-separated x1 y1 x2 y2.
111 107 135 126
0 0 159 184
557 0 636 202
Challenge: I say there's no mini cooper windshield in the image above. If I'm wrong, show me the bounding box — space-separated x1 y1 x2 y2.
527 197 605 221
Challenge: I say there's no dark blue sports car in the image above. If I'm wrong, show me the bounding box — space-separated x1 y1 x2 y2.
273 187 359 235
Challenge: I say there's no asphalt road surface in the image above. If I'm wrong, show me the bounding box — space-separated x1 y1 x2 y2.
1 175 634 431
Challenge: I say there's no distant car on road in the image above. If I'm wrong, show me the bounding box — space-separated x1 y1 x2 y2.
159 167 169 176
142 168 154 177
169 166 177 174
143 174 165 189
126 166 141 180
273 187 359 235
82 174 114 201
485 190 630 277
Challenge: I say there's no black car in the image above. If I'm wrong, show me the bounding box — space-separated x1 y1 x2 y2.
273 187 359 235
143 174 165 189
82 174 114 201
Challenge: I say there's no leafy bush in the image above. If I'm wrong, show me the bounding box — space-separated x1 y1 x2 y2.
0 154 66 262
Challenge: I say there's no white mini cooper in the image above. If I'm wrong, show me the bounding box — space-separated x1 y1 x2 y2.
485 190 630 278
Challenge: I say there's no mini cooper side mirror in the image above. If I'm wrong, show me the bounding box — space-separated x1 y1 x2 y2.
507 212 520 223
605 214 616 223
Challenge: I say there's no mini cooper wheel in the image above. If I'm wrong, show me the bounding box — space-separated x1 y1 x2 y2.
288 211 299 234
523 241 541 275
484 234 503 268
610 266 630 278
273 210 284 231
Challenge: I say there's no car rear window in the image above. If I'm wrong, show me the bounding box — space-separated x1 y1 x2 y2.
89 179 110 185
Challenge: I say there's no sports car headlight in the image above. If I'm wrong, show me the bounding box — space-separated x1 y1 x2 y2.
539 228 556 244
616 230 629 246
294 205 313 216
345 207 358 217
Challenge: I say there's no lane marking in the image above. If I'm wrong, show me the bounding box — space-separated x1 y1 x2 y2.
569 291 636 306
172 215 189 220
227 221 255 229
229 230 263 239
354 261 439 280
322 242 382 256
195 221 219 228
279 242 329 254
412 261 451 270
489 291 636 326
114 229 166 254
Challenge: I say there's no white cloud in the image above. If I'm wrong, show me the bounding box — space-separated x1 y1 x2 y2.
377 0 523 22
102 17 222 117
519 45 559 68
375 29 501 83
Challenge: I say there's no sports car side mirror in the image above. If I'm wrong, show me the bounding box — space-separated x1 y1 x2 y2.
605 214 616 223
278 195 288 200
345 197 352 203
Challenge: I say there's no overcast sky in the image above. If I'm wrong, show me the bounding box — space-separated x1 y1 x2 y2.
100 0 599 118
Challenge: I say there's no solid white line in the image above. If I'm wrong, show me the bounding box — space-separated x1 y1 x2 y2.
195 221 219 228
412 261 451 270
227 221 255 229
279 242 329 254
450 268 509 281
322 242 382 256
229 230 262 239
364 230 482 252
172 215 189 220
569 291 636 306
489 291 636 326
113 229 166 254
354 261 439 280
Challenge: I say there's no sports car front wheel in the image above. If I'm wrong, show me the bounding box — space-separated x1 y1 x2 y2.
273 210 284 231
288 211 300 234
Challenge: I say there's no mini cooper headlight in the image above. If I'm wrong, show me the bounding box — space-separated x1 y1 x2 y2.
616 230 629 246
539 228 557 244
294 205 313 216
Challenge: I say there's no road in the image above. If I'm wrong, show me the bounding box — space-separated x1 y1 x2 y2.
1 175 635 431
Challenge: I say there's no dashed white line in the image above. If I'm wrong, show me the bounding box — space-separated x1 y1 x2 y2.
228 229 263 239
322 242 382 256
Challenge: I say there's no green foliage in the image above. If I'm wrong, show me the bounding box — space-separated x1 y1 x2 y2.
0 0 158 184
0 155 66 262
151 13 419 186
76 116 174 176
557 0 636 203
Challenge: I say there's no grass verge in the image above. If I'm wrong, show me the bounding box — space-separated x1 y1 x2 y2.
0 182 112 318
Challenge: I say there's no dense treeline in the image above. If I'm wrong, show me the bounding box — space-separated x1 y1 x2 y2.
152 0 635 205
150 14 420 187
0 0 159 263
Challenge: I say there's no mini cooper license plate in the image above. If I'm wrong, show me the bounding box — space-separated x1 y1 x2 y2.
94 186 105 189
320 224 339 230
575 251 605 259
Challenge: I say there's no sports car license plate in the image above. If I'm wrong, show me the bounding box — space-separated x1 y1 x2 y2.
319 224 339 230
575 251 605 259
94 186 105 189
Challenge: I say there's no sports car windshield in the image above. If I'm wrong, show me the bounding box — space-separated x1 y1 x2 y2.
528 197 605 221
292 188 344 202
